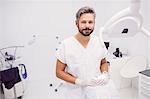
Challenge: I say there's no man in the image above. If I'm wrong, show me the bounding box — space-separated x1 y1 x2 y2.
56 6 119 99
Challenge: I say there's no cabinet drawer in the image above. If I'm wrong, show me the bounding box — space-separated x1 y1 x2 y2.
140 87 150 96
140 81 150 90
140 74 150 83
140 91 150 99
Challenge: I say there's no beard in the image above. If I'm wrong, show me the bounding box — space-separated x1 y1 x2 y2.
78 27 94 36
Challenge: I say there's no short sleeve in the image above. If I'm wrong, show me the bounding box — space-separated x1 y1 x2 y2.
99 32 108 59
55 41 66 64
101 46 108 59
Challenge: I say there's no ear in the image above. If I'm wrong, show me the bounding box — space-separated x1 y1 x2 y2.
75 20 78 26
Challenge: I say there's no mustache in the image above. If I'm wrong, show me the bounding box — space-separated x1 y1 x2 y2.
83 28 92 30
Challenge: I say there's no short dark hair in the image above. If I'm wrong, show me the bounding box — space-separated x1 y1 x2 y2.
76 6 96 21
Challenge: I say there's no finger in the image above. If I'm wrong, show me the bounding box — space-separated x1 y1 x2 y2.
87 79 96 86
97 79 105 85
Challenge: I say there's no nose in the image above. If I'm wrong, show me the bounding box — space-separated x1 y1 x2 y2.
85 22 90 28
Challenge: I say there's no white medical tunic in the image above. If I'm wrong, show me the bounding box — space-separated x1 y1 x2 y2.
56 35 119 99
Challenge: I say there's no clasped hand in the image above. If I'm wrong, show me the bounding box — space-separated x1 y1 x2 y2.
75 72 110 87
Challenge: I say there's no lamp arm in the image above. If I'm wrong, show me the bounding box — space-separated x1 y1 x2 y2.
103 0 141 34
141 27 150 39
103 7 130 33
130 0 141 14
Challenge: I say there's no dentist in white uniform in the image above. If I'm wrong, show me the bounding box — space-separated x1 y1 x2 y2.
56 6 120 99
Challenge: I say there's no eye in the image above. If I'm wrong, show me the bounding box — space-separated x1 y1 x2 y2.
81 21 86 24
89 21 93 24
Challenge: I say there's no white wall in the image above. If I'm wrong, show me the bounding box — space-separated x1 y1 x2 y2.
144 0 150 67
1 0 149 84
0 0 3 41
136 0 150 67
1 0 150 99
0 0 131 83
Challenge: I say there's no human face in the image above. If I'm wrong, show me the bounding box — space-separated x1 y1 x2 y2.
76 13 95 36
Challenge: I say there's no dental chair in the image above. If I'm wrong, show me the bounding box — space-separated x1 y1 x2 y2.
120 56 147 79
120 56 147 98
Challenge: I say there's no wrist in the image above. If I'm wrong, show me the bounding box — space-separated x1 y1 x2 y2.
102 71 108 74
75 78 82 85
102 71 110 79
75 78 88 87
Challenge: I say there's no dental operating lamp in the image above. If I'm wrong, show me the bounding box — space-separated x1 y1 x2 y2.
100 0 150 38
